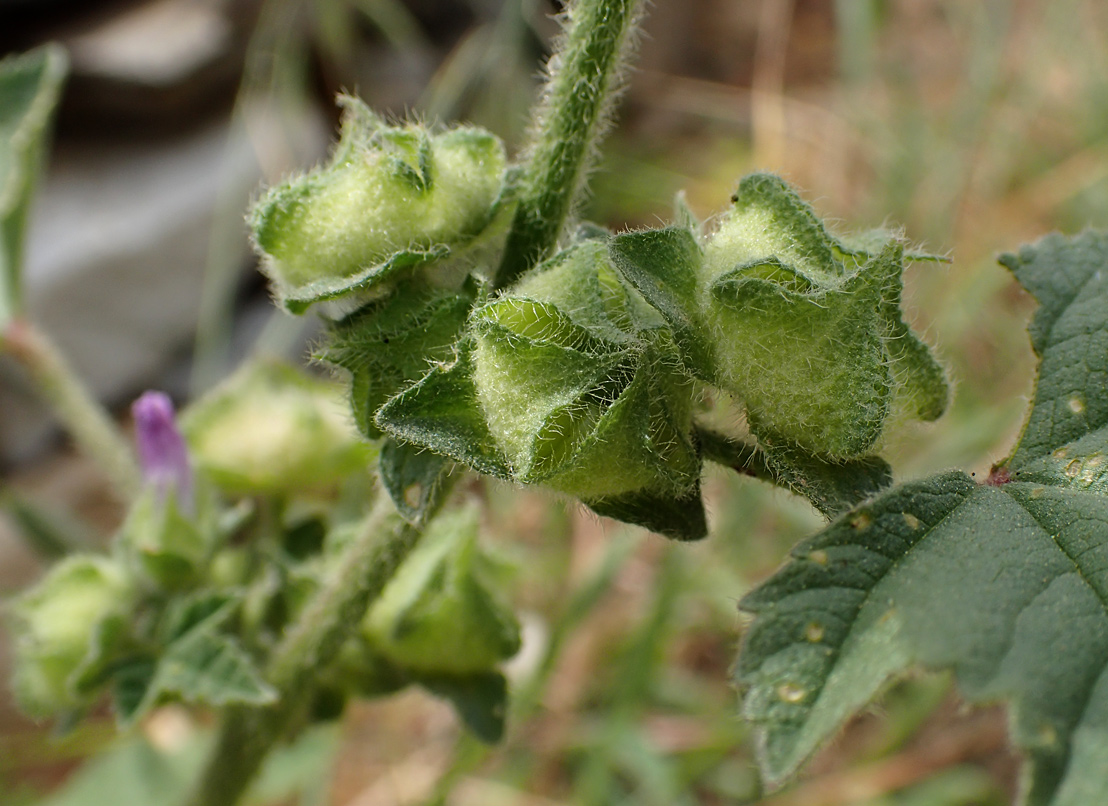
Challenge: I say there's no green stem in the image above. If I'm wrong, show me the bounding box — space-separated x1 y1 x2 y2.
1 318 139 499
185 488 445 806
493 0 642 290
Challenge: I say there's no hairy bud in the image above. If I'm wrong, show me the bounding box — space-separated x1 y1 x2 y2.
10 555 133 717
362 507 520 675
472 240 699 499
182 361 374 498
699 174 947 459
251 97 509 313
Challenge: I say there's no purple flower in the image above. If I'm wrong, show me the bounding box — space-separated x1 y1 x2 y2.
132 391 193 510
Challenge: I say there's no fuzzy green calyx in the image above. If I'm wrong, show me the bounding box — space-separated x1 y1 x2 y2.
362 506 520 675
375 238 707 539
472 241 699 500
9 555 133 717
251 97 509 313
700 174 947 460
182 360 374 497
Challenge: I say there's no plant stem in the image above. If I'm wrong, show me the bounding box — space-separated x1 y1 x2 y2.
493 0 642 290
185 491 439 806
1 318 139 499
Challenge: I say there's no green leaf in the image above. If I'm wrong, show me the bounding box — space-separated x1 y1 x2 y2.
379 438 453 524
418 670 509 743
320 279 476 439
34 736 210 806
608 226 714 377
110 658 158 724
736 231 1108 805
0 45 67 327
697 427 891 518
150 628 276 709
1000 231 1108 467
115 595 275 726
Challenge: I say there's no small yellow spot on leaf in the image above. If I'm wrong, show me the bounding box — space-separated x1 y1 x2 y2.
777 683 807 704
902 512 921 530
850 511 873 530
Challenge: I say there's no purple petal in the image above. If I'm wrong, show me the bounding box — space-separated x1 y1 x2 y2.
132 391 193 510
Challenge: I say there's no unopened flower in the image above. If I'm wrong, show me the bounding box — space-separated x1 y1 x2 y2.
9 555 133 717
251 96 510 313
363 506 520 674
698 174 948 459
132 390 193 511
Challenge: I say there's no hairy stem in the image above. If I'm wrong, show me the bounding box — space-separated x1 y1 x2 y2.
1 318 139 499
493 0 642 290
186 487 447 806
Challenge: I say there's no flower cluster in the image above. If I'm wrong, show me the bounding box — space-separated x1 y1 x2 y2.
246 104 947 539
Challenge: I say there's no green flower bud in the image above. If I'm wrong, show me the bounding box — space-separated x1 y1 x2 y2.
699 174 947 459
9 555 133 717
363 506 520 675
251 96 509 313
471 240 700 500
181 360 375 498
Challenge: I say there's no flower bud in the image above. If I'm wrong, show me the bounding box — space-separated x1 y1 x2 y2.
9 555 132 717
181 360 375 498
471 240 700 501
251 96 509 313
132 391 193 511
699 174 947 459
363 506 520 675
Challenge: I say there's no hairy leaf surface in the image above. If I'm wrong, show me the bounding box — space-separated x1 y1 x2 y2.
736 231 1108 805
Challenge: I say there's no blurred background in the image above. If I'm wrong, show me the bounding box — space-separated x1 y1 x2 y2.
2 0 1108 803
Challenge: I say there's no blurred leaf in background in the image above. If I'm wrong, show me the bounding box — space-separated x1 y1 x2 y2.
0 44 65 329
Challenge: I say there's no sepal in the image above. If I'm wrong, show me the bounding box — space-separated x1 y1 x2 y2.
320 278 476 440
117 488 213 589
